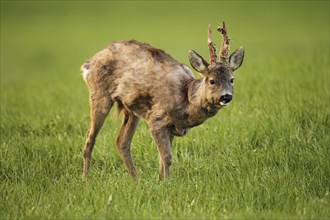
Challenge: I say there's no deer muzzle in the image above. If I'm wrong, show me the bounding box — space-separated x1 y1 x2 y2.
219 94 232 106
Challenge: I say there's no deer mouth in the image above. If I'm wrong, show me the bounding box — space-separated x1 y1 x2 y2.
213 101 230 108
220 101 230 106
213 102 224 108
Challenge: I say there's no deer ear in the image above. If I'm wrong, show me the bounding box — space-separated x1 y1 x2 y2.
229 47 244 71
188 50 209 74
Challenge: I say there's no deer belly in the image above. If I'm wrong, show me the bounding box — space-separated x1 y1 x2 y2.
121 94 153 118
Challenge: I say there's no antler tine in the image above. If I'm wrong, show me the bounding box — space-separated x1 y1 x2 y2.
217 21 230 61
208 24 217 64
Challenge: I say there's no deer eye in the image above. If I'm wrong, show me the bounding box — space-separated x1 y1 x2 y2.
209 79 216 85
230 78 234 84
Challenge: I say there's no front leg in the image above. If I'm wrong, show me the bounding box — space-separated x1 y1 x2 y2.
150 127 173 180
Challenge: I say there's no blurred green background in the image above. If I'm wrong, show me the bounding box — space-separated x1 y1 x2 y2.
1 1 328 120
1 1 329 219
2 1 328 79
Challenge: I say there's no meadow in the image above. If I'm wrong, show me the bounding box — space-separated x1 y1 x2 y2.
1 1 329 219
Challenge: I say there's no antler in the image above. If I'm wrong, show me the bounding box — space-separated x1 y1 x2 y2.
217 21 230 61
208 24 217 64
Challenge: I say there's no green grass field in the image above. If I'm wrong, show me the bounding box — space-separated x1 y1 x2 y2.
1 1 329 219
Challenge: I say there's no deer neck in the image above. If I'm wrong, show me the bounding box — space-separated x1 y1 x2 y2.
186 79 219 127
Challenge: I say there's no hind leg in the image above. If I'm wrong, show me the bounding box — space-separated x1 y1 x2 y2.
116 109 140 178
83 94 113 180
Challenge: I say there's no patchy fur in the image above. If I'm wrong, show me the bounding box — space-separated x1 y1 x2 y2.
82 34 244 180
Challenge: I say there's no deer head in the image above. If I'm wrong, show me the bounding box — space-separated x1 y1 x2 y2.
188 21 244 108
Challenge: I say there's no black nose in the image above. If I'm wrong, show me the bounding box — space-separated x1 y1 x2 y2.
219 94 232 104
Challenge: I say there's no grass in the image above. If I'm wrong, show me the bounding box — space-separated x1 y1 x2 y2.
1 1 329 219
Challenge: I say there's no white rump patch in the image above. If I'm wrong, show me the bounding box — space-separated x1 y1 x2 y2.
82 66 90 81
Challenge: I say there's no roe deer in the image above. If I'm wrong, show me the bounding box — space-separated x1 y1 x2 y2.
82 21 244 180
